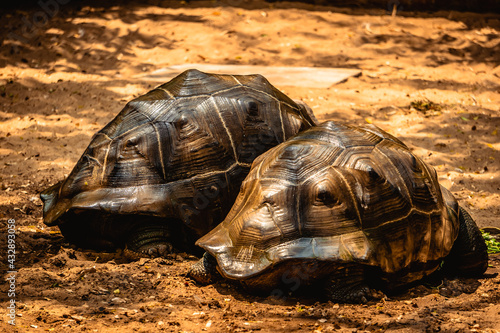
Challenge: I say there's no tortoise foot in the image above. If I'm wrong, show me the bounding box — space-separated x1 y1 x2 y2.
136 242 174 257
126 223 174 257
326 282 374 304
188 252 221 285
324 265 381 304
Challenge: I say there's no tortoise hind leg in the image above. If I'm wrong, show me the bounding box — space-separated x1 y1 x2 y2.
444 206 488 276
324 264 380 304
188 252 221 285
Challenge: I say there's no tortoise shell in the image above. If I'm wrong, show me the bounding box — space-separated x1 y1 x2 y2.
41 69 317 248
196 121 460 283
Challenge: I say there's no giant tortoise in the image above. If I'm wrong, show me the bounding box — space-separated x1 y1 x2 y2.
189 121 488 303
40 69 316 255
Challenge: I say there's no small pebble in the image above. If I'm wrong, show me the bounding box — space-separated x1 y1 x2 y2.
111 297 126 304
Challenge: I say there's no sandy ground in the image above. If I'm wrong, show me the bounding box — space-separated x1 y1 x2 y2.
1 1 500 332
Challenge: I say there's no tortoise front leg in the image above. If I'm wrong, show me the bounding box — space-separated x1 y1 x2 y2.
324 264 379 304
126 223 174 257
188 252 221 285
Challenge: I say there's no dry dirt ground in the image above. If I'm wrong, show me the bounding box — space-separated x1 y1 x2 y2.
1 1 500 332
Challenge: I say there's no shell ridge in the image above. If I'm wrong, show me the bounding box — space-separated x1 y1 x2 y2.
328 166 363 228
109 161 243 189
278 102 286 141
155 86 175 99
360 124 408 148
135 103 154 123
209 96 239 162
231 75 243 85
257 177 295 186
295 184 302 237
150 85 241 122
295 152 343 186
189 162 239 182
372 144 413 207
419 158 443 207
103 122 151 143
364 206 442 231
265 202 285 240
83 154 102 168
95 132 113 142
241 86 300 111
100 140 113 183
218 177 261 231
151 122 167 180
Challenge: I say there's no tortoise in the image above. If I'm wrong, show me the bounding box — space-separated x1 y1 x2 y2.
188 121 488 303
40 69 317 255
